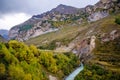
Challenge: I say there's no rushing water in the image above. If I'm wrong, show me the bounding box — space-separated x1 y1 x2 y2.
65 63 84 80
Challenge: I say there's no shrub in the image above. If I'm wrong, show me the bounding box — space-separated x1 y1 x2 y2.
115 18 120 25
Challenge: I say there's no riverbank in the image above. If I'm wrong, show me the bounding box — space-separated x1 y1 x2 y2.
65 63 84 80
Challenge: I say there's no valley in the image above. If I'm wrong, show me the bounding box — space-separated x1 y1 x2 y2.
0 0 120 80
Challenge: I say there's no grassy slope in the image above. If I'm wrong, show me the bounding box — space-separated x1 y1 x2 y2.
25 23 88 47
91 14 120 72
75 37 120 80
25 14 120 47
75 14 120 80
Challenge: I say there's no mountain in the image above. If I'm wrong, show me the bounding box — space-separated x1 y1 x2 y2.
25 11 120 80
1 0 120 80
51 4 80 14
0 29 9 40
9 4 84 41
0 35 7 42
9 0 120 41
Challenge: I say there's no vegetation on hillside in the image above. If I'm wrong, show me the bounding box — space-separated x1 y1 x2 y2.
0 40 80 80
75 37 120 80
19 25 33 32
115 16 120 25
25 22 88 48
75 64 120 80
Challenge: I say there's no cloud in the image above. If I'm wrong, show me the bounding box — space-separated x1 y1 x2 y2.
0 13 31 30
0 0 99 15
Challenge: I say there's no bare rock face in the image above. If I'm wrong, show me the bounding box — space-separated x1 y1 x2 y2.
75 30 120 60
88 11 109 22
9 18 58 41
90 36 96 52
101 30 120 42
101 0 111 4
88 0 120 22
76 36 96 59
51 4 79 14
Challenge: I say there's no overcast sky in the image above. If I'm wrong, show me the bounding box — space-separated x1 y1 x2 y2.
0 0 99 30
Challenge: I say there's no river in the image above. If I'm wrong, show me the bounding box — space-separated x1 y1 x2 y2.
65 63 84 80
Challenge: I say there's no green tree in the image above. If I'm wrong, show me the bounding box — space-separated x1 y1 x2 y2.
0 63 6 78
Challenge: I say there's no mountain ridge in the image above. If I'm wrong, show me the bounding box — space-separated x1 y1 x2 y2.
0 29 9 40
9 0 120 41
0 34 7 42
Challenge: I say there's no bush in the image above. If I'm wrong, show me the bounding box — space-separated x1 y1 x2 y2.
115 18 120 25
0 40 79 80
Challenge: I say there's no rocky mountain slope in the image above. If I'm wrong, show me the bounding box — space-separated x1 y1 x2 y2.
0 35 7 42
9 4 82 41
74 15 120 79
9 0 120 41
0 29 9 40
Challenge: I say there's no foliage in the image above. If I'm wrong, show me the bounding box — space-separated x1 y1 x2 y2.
19 25 33 32
39 40 57 50
115 17 120 25
76 37 120 80
94 37 120 54
0 40 79 80
75 64 120 80
52 19 72 27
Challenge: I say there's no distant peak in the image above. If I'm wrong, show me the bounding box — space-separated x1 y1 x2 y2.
51 4 78 14
56 4 69 9
58 4 64 6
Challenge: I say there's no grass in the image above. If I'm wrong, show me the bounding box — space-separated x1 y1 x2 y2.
25 13 120 51
25 23 88 47
74 14 120 80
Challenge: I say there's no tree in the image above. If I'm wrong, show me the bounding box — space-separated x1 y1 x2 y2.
0 63 6 78
29 45 39 57
8 64 25 80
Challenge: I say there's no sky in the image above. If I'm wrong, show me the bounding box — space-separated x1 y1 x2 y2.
0 0 99 30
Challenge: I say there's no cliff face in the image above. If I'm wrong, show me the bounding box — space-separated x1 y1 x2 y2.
9 0 120 41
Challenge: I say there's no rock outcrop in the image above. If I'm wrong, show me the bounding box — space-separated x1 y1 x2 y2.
75 36 96 59
74 29 120 61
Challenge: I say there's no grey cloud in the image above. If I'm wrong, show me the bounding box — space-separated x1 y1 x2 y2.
0 0 55 15
0 0 99 16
